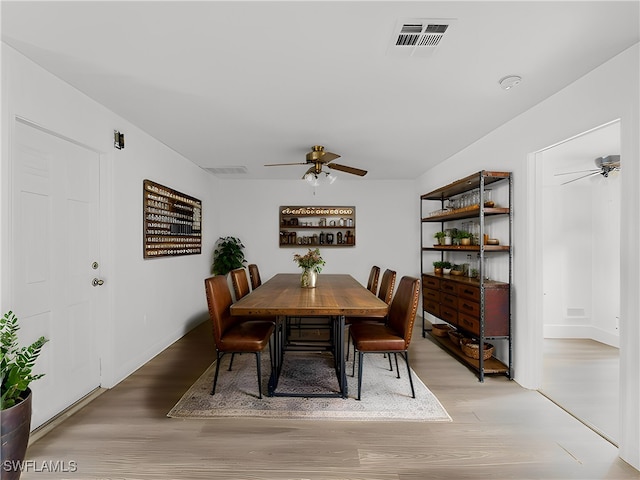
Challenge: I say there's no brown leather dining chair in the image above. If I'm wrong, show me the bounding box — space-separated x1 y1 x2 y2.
366 265 381 294
248 264 262 290
230 267 251 301
346 269 397 360
376 268 396 305
349 275 420 400
204 275 274 399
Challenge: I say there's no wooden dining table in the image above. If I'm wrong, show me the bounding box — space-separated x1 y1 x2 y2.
230 273 389 397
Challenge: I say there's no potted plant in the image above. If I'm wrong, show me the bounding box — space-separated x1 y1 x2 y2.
456 230 473 246
212 236 246 275
450 264 464 276
433 231 446 246
432 261 450 275
444 229 453 246
449 228 460 245
1 310 48 480
442 261 453 275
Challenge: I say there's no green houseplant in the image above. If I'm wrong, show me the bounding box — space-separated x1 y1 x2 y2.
212 236 246 275
433 231 446 245
1 310 48 480
432 261 452 275
455 230 473 246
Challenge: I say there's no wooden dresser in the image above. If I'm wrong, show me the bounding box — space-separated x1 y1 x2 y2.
422 273 509 338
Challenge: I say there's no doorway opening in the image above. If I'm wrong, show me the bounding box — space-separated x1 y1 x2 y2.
536 120 621 445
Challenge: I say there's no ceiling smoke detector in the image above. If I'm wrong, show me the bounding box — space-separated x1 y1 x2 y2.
499 75 522 90
388 18 456 57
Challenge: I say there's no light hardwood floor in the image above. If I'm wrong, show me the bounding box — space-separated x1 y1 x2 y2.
21 321 639 480
541 338 620 445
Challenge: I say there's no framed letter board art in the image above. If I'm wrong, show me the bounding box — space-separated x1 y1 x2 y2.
143 179 202 258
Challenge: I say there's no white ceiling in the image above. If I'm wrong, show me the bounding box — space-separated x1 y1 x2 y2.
2 1 638 180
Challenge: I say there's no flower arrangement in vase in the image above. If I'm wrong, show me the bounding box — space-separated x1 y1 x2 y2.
293 248 325 288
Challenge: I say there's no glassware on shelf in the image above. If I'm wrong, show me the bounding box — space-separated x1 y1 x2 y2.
483 189 494 207
467 254 479 278
483 255 491 280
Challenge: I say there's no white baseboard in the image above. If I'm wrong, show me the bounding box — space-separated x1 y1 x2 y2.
543 324 619 348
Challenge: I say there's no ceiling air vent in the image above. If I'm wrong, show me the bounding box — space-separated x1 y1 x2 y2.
205 166 248 175
389 19 455 57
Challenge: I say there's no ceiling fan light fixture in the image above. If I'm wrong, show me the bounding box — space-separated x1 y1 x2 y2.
304 172 318 185
326 172 337 184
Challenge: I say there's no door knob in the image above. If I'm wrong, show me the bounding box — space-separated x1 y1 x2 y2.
92 278 104 287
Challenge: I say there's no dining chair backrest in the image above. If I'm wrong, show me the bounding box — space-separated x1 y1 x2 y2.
377 269 396 305
248 264 262 290
204 275 235 345
366 265 381 294
386 276 420 349
230 268 251 301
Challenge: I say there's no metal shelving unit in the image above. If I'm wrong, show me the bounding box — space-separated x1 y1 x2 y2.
420 171 513 381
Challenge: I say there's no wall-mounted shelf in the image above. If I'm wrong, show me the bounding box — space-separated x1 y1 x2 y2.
279 206 356 247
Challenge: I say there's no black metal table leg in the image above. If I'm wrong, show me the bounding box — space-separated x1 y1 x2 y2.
267 316 285 396
338 315 347 398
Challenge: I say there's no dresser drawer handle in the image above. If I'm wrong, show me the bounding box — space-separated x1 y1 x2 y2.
463 289 474 295
462 304 473 311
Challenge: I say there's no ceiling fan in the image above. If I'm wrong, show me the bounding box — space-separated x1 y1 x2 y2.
264 145 368 183
555 155 620 185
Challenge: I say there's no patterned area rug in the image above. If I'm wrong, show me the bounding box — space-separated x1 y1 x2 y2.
167 350 451 421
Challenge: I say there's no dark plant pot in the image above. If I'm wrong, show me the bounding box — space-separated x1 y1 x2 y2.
1 388 32 480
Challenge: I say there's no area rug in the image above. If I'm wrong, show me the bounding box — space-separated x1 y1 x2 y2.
167 351 451 422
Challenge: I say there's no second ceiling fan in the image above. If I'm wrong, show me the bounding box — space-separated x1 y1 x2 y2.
265 145 368 180
555 155 620 185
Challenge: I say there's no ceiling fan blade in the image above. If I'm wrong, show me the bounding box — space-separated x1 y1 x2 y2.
306 151 341 163
561 171 600 185
328 163 368 177
264 162 309 167
322 152 341 163
555 169 599 176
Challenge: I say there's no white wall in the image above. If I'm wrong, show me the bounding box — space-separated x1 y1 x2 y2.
415 43 639 470
542 170 620 346
1 44 221 397
217 179 418 288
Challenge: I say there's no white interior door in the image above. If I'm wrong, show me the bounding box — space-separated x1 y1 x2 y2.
12 119 102 428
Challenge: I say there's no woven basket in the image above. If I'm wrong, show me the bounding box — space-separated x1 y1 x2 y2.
431 324 451 337
447 330 464 346
460 339 494 360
